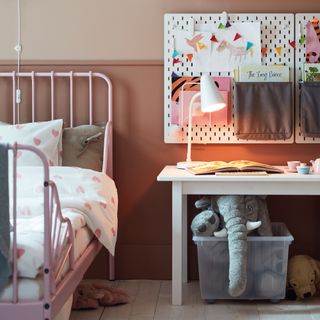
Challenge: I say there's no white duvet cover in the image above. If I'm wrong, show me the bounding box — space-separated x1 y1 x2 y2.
9 166 118 279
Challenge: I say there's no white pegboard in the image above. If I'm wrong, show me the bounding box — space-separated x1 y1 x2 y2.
164 13 295 144
295 14 320 144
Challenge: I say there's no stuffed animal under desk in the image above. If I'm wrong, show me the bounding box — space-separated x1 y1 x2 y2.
192 195 273 297
286 255 320 300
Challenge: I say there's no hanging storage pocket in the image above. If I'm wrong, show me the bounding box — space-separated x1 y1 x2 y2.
234 82 293 140
300 82 320 138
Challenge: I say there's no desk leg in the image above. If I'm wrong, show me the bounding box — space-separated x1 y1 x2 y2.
172 182 184 305
182 193 188 284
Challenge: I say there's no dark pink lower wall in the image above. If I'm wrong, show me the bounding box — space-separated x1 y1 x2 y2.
1 62 320 280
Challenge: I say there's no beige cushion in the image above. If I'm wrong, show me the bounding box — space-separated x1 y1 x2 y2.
62 125 104 171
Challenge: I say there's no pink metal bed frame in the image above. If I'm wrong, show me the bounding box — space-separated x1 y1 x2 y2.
0 71 115 320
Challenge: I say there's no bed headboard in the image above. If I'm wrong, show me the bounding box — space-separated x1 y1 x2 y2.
0 71 113 177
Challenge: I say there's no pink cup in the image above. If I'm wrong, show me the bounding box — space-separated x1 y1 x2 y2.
287 161 300 171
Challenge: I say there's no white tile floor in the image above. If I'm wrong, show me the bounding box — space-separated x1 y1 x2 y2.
70 280 320 320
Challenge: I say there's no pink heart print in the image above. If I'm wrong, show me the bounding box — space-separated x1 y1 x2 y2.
76 185 85 194
84 202 92 210
92 176 101 183
95 229 101 238
17 248 25 259
21 206 31 216
52 129 59 137
99 201 107 209
111 227 116 237
33 137 41 146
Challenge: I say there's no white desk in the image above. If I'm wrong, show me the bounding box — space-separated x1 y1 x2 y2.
157 165 320 305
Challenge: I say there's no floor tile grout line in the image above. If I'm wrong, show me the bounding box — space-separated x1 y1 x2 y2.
153 280 163 320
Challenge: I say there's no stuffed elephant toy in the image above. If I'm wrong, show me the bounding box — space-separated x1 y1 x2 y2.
211 195 273 297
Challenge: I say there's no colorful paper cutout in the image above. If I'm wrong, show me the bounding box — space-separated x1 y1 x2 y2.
233 33 242 41
246 41 254 51
187 54 193 62
276 47 282 55
218 23 225 29
261 47 268 56
210 35 219 43
173 58 181 65
289 41 296 49
172 50 179 58
299 35 306 45
225 21 232 28
249 48 254 57
197 42 206 50
185 34 204 52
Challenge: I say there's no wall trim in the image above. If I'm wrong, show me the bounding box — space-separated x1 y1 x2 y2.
0 60 164 67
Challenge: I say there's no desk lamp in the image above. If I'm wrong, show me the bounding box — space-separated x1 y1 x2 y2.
177 74 226 169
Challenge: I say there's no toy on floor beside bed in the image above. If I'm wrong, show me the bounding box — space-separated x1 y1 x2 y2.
286 255 320 300
72 281 129 309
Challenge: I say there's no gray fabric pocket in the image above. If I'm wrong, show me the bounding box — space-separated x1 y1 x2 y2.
234 82 292 140
300 82 320 138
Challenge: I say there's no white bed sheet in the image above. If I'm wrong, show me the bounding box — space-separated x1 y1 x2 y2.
0 226 93 302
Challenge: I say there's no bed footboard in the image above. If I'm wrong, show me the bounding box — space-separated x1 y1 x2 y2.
2 143 76 320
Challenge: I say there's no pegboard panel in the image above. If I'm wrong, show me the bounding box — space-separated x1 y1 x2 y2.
164 13 295 144
295 14 320 144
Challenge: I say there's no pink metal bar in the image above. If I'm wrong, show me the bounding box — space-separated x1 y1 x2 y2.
89 71 93 125
50 71 54 120
31 71 35 122
11 143 18 302
12 72 16 124
69 71 74 128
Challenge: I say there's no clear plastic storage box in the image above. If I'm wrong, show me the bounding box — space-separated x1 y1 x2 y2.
193 223 294 301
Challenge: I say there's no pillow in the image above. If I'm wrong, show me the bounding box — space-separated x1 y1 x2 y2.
0 119 63 166
62 125 104 171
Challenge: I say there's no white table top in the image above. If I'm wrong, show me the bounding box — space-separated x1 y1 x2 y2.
157 165 320 182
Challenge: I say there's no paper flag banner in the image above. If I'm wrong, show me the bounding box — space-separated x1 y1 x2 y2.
246 42 254 51
299 35 306 45
187 54 193 62
261 47 268 56
218 23 225 29
173 58 181 65
197 42 206 50
234 33 242 41
276 47 282 55
172 72 179 78
172 50 179 58
225 21 232 28
210 35 219 42
289 41 296 49
249 48 254 57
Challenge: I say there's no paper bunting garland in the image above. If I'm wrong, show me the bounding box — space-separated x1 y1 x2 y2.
173 58 181 65
197 42 205 50
276 47 282 55
299 35 306 45
233 33 242 41
289 41 296 49
261 47 268 56
210 35 219 43
249 48 254 57
225 21 232 28
218 23 225 29
187 54 193 62
246 42 254 51
172 50 179 58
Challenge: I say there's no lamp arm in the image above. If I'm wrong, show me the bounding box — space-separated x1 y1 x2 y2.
186 92 201 163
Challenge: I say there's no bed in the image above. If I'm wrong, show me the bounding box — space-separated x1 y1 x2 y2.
0 71 116 320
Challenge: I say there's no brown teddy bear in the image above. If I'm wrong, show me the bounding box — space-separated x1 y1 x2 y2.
72 281 129 310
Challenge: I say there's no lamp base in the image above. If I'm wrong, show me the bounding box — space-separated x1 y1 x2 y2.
176 161 207 170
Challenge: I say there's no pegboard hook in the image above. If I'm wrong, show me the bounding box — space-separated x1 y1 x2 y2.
222 11 228 24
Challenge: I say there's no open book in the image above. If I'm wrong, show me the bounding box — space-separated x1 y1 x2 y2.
187 160 283 175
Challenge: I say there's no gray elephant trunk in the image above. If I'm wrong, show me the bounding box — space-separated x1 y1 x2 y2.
226 216 247 297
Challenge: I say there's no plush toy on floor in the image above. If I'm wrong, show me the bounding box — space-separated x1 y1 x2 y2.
287 255 320 300
72 281 129 310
